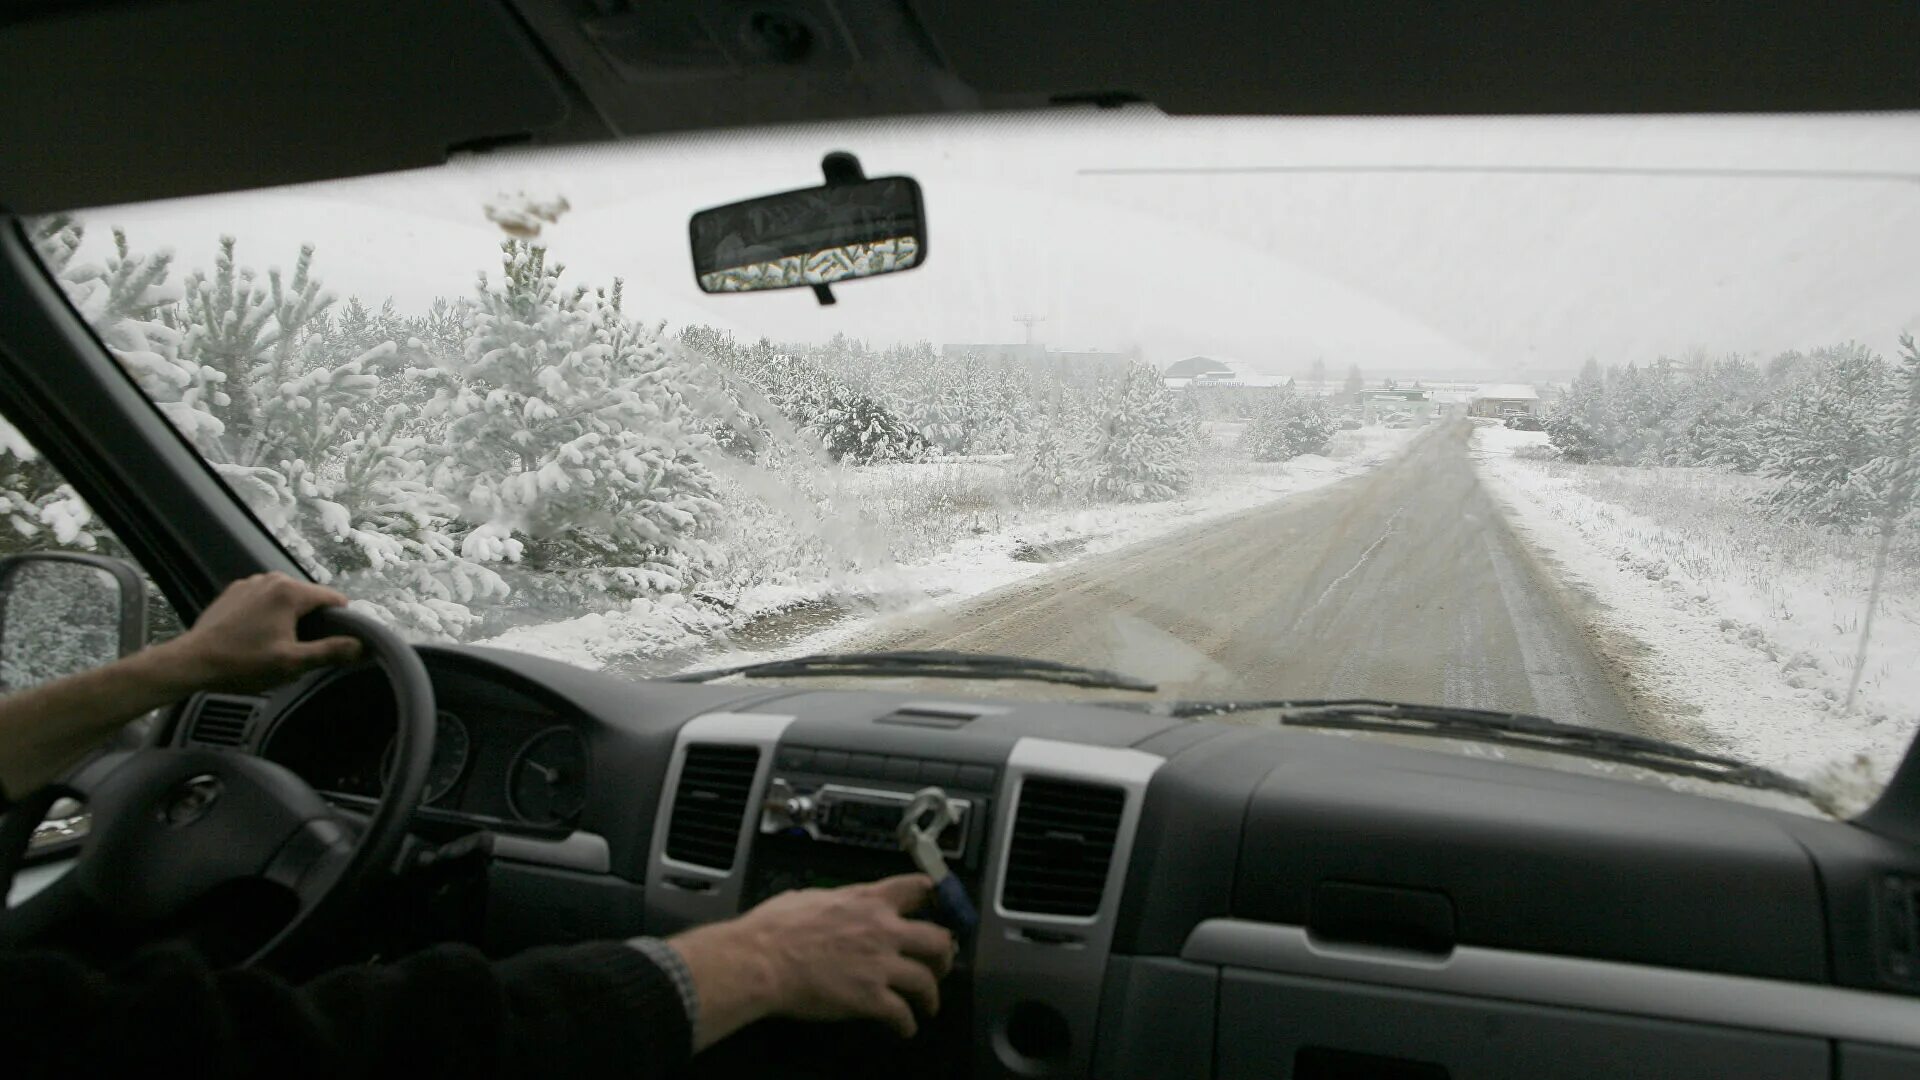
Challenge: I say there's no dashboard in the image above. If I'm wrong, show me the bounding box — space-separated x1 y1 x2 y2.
167 645 1920 1079
255 662 591 828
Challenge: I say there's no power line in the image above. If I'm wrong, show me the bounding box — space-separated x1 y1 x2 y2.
1077 163 1920 182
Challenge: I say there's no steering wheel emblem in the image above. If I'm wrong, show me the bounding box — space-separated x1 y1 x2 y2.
159 773 224 827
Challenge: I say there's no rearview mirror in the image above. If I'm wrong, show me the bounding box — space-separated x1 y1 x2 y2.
0 553 147 693
690 168 925 297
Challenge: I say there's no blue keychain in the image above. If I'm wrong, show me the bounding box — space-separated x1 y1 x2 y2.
897 787 979 937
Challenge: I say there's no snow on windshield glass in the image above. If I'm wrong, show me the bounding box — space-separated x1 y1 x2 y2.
27 110 1920 812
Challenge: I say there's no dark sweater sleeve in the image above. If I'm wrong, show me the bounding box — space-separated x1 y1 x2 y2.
2 939 692 1080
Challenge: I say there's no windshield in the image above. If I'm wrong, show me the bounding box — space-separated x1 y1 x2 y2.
26 110 1920 815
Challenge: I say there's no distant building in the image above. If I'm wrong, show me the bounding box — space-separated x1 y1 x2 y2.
1162 356 1236 387
1352 386 1435 421
1469 383 1541 417
1161 356 1293 390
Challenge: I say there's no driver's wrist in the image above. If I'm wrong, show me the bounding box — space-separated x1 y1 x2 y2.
668 917 786 1050
131 635 225 701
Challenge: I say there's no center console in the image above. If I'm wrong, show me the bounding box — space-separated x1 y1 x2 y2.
643 707 1163 1079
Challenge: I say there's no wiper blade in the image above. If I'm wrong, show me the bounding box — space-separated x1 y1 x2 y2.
666 650 1158 692
1144 698 1817 801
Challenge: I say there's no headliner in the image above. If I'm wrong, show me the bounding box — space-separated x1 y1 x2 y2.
2 0 1917 212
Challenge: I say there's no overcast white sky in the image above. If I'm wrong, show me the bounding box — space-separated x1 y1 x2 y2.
60 109 1920 380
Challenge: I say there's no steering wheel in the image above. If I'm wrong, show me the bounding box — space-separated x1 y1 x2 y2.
0 607 434 969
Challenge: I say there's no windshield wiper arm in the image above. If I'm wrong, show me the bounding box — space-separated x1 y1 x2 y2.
1142 697 1817 801
666 650 1158 692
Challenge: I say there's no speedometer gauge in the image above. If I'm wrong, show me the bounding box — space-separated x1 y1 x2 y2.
382 710 471 805
507 726 589 826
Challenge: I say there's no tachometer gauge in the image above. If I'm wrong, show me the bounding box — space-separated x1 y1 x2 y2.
507 726 589 826
382 710 472 805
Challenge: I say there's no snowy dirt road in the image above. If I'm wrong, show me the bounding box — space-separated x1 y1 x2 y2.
838 419 1640 732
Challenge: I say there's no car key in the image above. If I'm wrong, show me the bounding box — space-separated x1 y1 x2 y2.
897 786 979 937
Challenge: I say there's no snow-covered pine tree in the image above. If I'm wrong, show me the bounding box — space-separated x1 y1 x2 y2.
898 360 970 455
1617 357 1688 465
165 238 510 637
1012 423 1075 503
1546 358 1614 462
1238 386 1335 462
1854 333 1920 528
808 390 930 464
671 325 784 461
1680 355 1769 471
29 225 507 637
5 221 105 553
977 361 1033 455
1760 342 1893 529
1169 384 1208 459
709 336 926 465
429 241 723 619
0 415 97 557
1840 333 1920 710
1073 362 1192 502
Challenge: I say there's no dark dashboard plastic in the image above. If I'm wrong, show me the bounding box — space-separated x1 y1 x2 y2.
225 644 1920 1006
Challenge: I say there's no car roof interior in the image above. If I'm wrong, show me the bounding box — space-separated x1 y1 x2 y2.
7 4 1920 1079
3 0 1920 212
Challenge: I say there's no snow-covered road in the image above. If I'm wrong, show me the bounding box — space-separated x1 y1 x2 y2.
1474 426 1918 802
822 419 1637 730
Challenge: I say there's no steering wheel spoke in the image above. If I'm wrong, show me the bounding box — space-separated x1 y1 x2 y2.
0 863 93 948
265 813 360 914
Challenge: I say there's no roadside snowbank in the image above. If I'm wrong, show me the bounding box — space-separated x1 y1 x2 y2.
1471 429 1919 801
481 426 1415 671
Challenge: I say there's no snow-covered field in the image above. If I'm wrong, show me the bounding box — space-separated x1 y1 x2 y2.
1473 426 1920 806
480 426 1414 672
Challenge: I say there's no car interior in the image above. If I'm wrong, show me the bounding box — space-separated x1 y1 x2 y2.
4 3 1920 1077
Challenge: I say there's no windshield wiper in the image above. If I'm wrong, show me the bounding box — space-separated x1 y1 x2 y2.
666 650 1158 692
1138 697 1818 802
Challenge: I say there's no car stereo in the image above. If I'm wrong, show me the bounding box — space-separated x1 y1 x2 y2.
760 778 970 857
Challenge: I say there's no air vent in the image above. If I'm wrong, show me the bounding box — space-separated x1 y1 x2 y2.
185 694 258 748
1883 874 1920 989
664 743 761 871
1002 777 1126 917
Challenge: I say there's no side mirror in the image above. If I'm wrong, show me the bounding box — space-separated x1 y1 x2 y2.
0 552 147 693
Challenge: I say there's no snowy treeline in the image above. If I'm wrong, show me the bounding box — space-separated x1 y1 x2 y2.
6 221 1204 640
678 327 1204 502
1547 340 1920 530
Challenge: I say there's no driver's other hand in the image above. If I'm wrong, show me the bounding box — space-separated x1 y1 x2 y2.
159 572 363 693
676 873 955 1043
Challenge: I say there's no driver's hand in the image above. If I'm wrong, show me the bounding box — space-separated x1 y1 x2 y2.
669 873 956 1049
157 572 363 693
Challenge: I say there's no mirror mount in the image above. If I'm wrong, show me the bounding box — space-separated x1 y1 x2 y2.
811 151 868 307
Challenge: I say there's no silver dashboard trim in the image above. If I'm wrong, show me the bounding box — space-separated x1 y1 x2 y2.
491 830 611 874
642 711 795 933
1182 918 1920 1050
975 737 1164 1076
